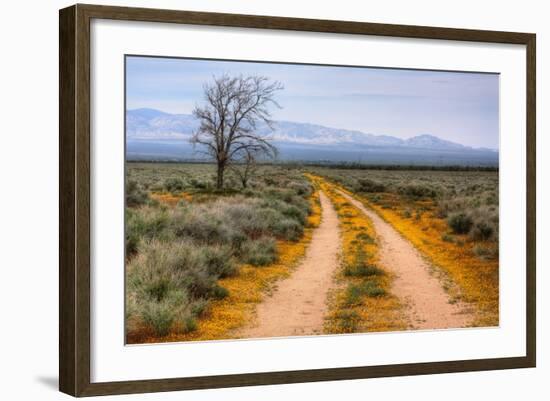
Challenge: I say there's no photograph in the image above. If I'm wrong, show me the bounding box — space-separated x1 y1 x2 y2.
124 55 500 344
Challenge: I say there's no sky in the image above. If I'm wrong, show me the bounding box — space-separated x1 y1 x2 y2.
126 56 499 149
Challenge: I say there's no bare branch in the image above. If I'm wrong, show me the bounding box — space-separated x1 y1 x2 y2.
190 74 283 189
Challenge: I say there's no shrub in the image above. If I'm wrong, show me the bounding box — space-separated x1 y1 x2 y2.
272 218 303 241
470 220 494 241
447 212 473 234
201 245 236 278
242 237 278 266
282 204 308 225
126 180 149 207
141 300 176 337
125 230 140 258
345 281 386 305
345 285 364 306
182 267 219 299
398 184 437 199
473 244 498 260
358 178 386 193
211 284 230 299
288 181 312 197
126 239 238 337
223 200 271 238
163 177 185 193
171 208 235 245
126 207 171 246
343 262 383 277
355 232 374 244
336 310 360 333
182 317 198 333
360 281 386 297
128 240 223 302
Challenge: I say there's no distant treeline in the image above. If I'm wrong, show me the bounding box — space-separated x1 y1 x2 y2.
300 162 499 172
126 159 498 172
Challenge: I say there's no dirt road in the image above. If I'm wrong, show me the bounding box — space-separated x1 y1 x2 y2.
238 191 341 338
337 190 471 329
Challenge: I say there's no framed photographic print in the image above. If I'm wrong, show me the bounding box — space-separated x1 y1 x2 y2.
59 4 536 397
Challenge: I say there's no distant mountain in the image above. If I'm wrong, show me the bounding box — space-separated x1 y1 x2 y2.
126 109 197 140
126 108 498 165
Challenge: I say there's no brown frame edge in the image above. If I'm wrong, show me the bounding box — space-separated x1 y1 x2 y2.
59 3 536 397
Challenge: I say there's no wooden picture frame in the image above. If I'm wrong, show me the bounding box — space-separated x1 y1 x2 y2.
59 3 536 397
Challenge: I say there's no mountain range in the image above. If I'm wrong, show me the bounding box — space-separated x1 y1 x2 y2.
126 108 498 166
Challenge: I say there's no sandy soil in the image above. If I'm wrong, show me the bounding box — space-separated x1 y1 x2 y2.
237 191 341 338
338 190 472 330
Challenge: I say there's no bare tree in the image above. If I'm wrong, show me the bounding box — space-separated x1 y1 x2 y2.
191 74 283 189
230 148 263 189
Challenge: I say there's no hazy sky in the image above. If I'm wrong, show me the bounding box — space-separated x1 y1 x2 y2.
126 56 499 149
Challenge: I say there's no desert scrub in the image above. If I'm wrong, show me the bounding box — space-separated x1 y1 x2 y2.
126 240 233 341
241 237 278 266
126 180 150 207
125 163 317 342
312 167 498 244
310 176 407 334
448 212 474 234
311 167 499 326
151 186 323 343
332 178 499 327
163 177 186 193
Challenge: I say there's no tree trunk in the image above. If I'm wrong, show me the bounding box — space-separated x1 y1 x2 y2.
216 163 225 189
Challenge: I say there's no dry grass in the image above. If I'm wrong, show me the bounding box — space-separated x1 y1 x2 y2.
308 175 407 334
133 187 322 343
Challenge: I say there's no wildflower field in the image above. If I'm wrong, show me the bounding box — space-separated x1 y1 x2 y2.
125 162 499 343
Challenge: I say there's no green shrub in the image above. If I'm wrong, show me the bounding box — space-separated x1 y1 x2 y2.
183 317 198 333
345 285 364 306
345 281 386 305
182 267 218 299
398 184 437 199
473 245 492 260
201 245 237 278
336 310 360 333
126 207 171 242
282 204 308 224
189 178 209 189
355 232 374 244
242 237 278 266
125 229 140 258
171 208 235 245
343 263 383 277
447 212 473 234
126 180 149 207
360 281 386 297
470 221 494 241
211 284 229 299
272 218 303 241
163 177 185 193
358 178 386 193
141 300 176 337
